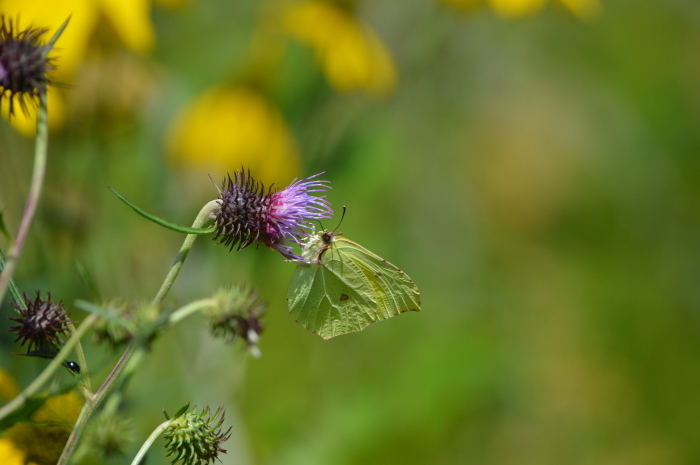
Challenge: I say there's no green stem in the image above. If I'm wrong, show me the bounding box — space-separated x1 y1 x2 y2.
67 321 91 395
168 298 216 325
0 248 24 308
0 313 98 421
130 419 173 465
57 200 219 465
152 200 219 305
0 93 49 307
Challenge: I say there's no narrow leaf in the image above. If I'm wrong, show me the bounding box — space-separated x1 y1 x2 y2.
108 186 215 235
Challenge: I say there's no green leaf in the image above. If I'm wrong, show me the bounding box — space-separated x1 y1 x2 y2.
108 186 216 235
74 300 132 330
0 211 11 243
76 262 101 302
173 402 191 419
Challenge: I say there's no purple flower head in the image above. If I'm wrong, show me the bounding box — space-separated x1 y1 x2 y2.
0 16 55 117
213 169 332 260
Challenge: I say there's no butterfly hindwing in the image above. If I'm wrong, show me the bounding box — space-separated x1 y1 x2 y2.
334 237 421 319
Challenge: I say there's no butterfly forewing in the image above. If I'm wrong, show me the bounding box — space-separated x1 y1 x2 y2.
334 237 421 318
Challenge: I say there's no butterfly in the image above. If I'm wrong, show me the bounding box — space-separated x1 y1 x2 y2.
287 229 421 339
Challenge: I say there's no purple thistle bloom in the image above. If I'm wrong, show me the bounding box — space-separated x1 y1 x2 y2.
213 169 332 260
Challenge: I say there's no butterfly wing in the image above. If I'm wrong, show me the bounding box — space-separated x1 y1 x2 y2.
287 233 421 339
287 244 378 339
334 237 421 319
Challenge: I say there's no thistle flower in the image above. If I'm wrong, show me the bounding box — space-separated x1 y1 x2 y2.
206 285 266 357
9 292 73 353
164 406 231 465
213 169 332 260
0 16 54 117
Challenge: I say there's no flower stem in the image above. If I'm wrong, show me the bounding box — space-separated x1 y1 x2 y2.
0 93 49 307
130 419 173 465
168 298 217 325
0 313 98 421
67 321 92 395
57 200 219 465
152 200 219 305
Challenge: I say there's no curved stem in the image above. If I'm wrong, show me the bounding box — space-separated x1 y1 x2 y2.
152 200 219 305
168 298 216 325
0 93 49 306
130 419 173 465
0 313 98 421
57 200 220 465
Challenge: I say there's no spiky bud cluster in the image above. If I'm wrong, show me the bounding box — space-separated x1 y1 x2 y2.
206 285 265 356
213 169 332 260
164 406 231 465
92 300 160 349
84 413 134 459
9 292 73 352
0 16 54 116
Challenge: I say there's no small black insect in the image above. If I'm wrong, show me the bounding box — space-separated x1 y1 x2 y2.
64 360 80 374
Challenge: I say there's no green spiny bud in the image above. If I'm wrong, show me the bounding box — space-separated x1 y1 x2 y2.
164 406 231 465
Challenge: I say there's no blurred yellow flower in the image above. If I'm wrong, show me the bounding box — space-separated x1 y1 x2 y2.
0 368 20 401
439 0 602 20
0 438 26 465
1 390 83 465
166 85 301 187
284 0 397 96
0 0 156 135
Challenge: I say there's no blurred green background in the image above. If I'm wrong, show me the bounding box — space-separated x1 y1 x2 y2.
2 0 700 463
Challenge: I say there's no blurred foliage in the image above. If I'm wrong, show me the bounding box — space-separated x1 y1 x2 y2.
2 0 700 464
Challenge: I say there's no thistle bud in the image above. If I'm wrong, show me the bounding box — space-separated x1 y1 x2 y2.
0 16 54 116
164 405 231 465
206 285 266 357
9 292 73 353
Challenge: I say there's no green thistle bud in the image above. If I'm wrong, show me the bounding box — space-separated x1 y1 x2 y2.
164 406 231 465
205 285 266 356
83 413 134 459
92 300 160 348
9 292 74 353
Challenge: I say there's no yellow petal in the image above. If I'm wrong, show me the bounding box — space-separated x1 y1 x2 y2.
166 86 301 187
0 438 26 465
31 391 83 426
0 369 19 401
285 1 396 96
488 0 547 18
98 0 156 52
2 89 67 137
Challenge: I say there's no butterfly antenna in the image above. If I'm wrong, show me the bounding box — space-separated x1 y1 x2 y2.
332 206 347 233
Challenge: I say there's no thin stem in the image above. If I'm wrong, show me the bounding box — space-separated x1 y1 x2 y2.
130 419 173 465
152 200 219 305
57 200 220 465
168 298 217 325
0 93 49 306
67 321 92 395
0 248 23 307
0 313 98 421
